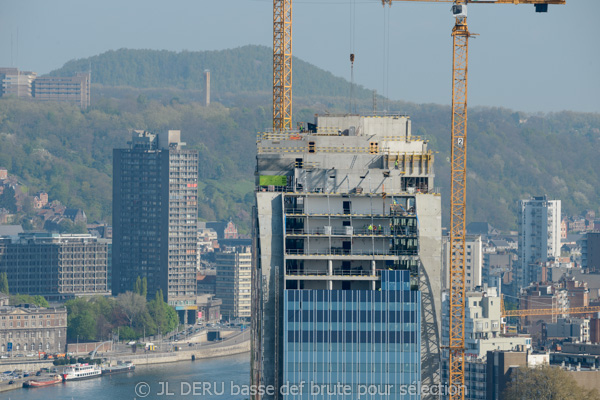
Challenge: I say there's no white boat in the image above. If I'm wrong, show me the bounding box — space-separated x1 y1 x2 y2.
62 363 101 381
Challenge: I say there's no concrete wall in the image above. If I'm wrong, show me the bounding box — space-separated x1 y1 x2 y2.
118 340 250 366
568 370 600 393
255 192 285 399
0 340 250 371
415 193 443 397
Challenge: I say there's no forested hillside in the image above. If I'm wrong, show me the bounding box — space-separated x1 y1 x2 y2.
49 45 374 100
0 47 598 232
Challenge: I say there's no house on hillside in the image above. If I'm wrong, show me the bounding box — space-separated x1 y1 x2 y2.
64 208 87 225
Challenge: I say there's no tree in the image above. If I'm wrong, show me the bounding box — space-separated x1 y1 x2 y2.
503 365 600 400
32 295 49 307
134 276 142 295
141 277 148 297
116 292 147 327
0 272 8 295
118 326 137 341
0 186 17 213
10 294 48 307
68 311 97 341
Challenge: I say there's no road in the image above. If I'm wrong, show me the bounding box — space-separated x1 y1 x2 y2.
0 324 248 367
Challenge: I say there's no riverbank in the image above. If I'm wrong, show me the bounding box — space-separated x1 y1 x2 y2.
0 336 249 394
108 338 250 366
12 353 251 400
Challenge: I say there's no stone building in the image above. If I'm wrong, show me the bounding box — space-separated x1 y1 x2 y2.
0 298 67 354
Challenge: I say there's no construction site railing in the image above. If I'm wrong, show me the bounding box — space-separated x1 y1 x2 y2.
286 269 376 277
285 249 418 257
285 227 418 237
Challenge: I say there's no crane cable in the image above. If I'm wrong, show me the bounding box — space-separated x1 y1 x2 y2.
349 0 357 114
382 3 391 113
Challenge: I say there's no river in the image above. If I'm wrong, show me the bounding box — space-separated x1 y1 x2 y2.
1 354 250 400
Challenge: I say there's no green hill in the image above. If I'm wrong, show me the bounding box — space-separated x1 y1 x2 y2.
0 47 598 232
48 45 374 100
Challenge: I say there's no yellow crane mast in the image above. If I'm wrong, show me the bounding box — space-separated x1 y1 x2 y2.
273 0 293 132
448 6 470 397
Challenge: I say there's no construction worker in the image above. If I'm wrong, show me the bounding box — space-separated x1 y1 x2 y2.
368 224 373 233
378 224 382 234
394 158 399 169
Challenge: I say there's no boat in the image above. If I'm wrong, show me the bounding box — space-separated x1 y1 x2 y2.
62 363 101 381
23 374 62 387
101 361 135 375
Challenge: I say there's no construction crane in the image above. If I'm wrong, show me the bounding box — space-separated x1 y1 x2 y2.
273 0 293 132
504 306 600 318
500 296 600 333
378 1 565 398
502 300 600 319
271 0 565 399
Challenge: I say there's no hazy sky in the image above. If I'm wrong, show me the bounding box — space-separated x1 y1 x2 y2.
0 0 598 113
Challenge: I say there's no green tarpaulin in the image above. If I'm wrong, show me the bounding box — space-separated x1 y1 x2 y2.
259 175 287 186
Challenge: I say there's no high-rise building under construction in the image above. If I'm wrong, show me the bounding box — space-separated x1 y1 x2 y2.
252 115 442 399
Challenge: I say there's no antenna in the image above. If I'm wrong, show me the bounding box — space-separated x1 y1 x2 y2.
204 70 211 107
349 0 357 114
373 90 377 114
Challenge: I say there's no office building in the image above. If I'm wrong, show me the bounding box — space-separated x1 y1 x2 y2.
482 252 515 294
544 317 590 343
0 295 67 354
252 115 442 399
216 246 252 319
196 294 221 323
0 233 109 301
33 72 91 109
0 68 36 97
485 350 528 400
583 231 600 273
443 286 530 359
442 286 531 400
517 196 561 290
0 68 90 108
113 130 199 322
519 282 569 334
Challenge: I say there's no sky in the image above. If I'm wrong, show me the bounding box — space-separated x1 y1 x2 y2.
0 0 598 113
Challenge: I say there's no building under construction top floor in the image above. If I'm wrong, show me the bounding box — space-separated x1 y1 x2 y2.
252 114 442 399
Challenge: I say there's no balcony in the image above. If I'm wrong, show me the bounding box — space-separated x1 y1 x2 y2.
284 248 418 258
285 208 397 218
286 268 375 277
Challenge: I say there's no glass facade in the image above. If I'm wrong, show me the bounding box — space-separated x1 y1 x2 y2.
283 270 421 399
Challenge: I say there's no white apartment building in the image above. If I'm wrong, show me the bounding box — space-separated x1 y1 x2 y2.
215 245 252 319
517 196 561 290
